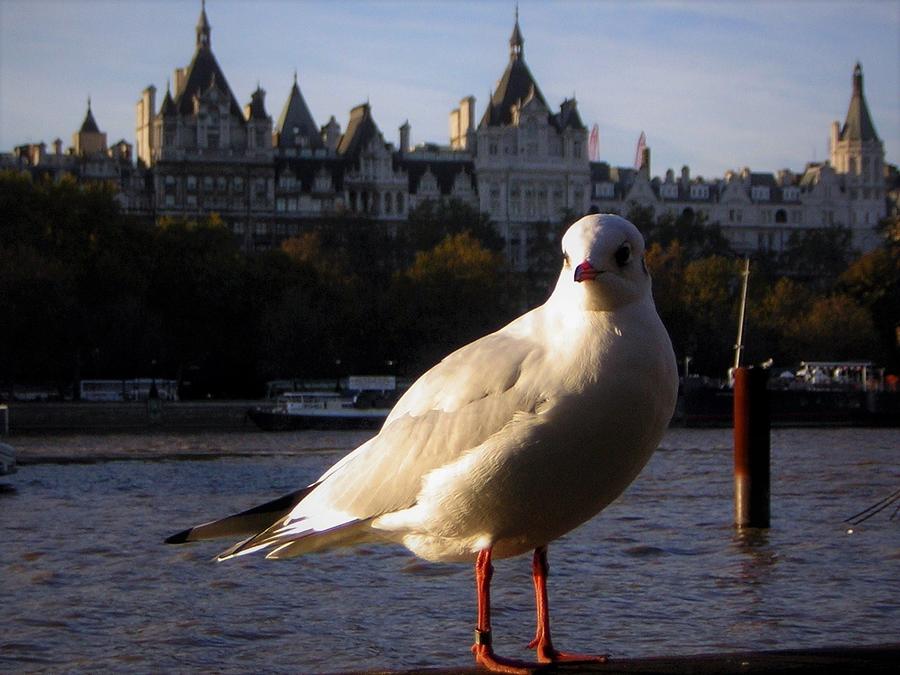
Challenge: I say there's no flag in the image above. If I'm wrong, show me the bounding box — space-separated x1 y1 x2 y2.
588 124 600 162
633 131 646 170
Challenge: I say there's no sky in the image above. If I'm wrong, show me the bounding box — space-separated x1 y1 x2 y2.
1 0 898 179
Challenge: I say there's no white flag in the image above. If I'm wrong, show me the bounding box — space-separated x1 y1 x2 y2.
633 131 646 170
588 124 600 162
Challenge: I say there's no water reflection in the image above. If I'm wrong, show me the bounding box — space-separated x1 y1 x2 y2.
2 428 898 673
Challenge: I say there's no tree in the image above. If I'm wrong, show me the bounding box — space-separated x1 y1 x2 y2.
393 232 512 374
746 277 813 365
790 294 883 362
839 217 900 371
403 198 503 259
679 255 743 375
780 226 855 290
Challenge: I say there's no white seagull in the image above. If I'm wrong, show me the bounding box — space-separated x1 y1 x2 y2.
167 213 678 672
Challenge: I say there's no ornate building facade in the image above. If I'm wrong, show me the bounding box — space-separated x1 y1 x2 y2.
3 5 894 260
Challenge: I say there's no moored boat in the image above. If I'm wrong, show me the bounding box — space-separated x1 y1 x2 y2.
248 376 400 431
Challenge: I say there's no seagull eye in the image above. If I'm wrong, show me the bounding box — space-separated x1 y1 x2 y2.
615 243 632 267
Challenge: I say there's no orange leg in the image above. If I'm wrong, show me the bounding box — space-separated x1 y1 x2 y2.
471 547 535 674
527 545 610 664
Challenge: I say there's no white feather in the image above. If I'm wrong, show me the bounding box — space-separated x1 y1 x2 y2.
218 214 678 563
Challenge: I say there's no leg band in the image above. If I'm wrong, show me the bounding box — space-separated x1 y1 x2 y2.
474 629 492 646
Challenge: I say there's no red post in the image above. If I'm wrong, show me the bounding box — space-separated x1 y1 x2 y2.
733 366 770 528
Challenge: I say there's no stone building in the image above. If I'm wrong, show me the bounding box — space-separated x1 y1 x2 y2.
587 63 889 254
2 99 140 210
135 3 275 246
470 13 590 268
3 4 893 261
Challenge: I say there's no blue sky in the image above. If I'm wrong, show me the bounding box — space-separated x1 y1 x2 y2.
1 0 897 178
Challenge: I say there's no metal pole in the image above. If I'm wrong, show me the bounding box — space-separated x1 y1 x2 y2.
733 256 751 373
733 366 770 528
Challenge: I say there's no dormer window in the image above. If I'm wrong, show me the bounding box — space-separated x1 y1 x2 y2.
751 186 770 201
660 184 678 199
690 184 709 200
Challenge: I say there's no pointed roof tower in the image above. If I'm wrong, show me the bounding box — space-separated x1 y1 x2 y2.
275 71 323 149
480 10 547 127
510 5 524 59
80 97 100 133
160 83 177 116
197 0 211 49
840 63 879 142
174 2 243 118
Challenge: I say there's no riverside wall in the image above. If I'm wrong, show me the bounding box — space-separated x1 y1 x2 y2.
4 401 259 434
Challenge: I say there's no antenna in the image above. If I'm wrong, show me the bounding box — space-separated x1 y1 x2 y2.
733 256 751 373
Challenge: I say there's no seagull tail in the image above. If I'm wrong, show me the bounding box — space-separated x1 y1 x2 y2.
164 484 317 545
216 516 375 562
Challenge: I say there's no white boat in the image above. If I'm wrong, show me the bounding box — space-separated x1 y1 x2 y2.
248 376 400 431
248 391 392 431
0 441 16 475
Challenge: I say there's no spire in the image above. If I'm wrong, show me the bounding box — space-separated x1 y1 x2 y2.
510 4 524 59
197 0 211 49
480 12 546 128
275 72 322 149
840 62 879 142
80 97 100 133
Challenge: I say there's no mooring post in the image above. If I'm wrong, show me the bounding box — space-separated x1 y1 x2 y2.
733 366 770 528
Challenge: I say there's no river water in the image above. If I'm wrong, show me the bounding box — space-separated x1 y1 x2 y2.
2 428 898 673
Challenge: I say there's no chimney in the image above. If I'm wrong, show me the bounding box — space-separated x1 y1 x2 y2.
399 121 410 155
829 120 840 166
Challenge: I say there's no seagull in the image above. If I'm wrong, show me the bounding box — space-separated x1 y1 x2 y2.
167 213 678 672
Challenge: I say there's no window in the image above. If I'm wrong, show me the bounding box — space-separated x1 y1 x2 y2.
690 184 709 200
203 176 213 191
314 170 331 192
660 184 677 199
186 175 197 191
751 186 770 201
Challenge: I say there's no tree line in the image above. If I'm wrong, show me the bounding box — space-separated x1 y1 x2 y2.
1 171 896 399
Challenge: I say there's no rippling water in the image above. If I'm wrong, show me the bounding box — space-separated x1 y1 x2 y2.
2 428 898 673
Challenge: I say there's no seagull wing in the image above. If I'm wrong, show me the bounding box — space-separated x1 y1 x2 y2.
218 316 549 560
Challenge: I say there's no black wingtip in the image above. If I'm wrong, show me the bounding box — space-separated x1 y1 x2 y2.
165 528 194 545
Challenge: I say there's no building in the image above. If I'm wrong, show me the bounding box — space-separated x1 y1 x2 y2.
470 12 590 268
2 99 141 209
587 62 889 254
3 5 893 261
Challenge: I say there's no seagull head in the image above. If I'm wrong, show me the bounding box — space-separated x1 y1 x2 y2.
558 214 651 311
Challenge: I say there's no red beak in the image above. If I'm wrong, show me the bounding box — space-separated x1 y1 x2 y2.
574 260 600 282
